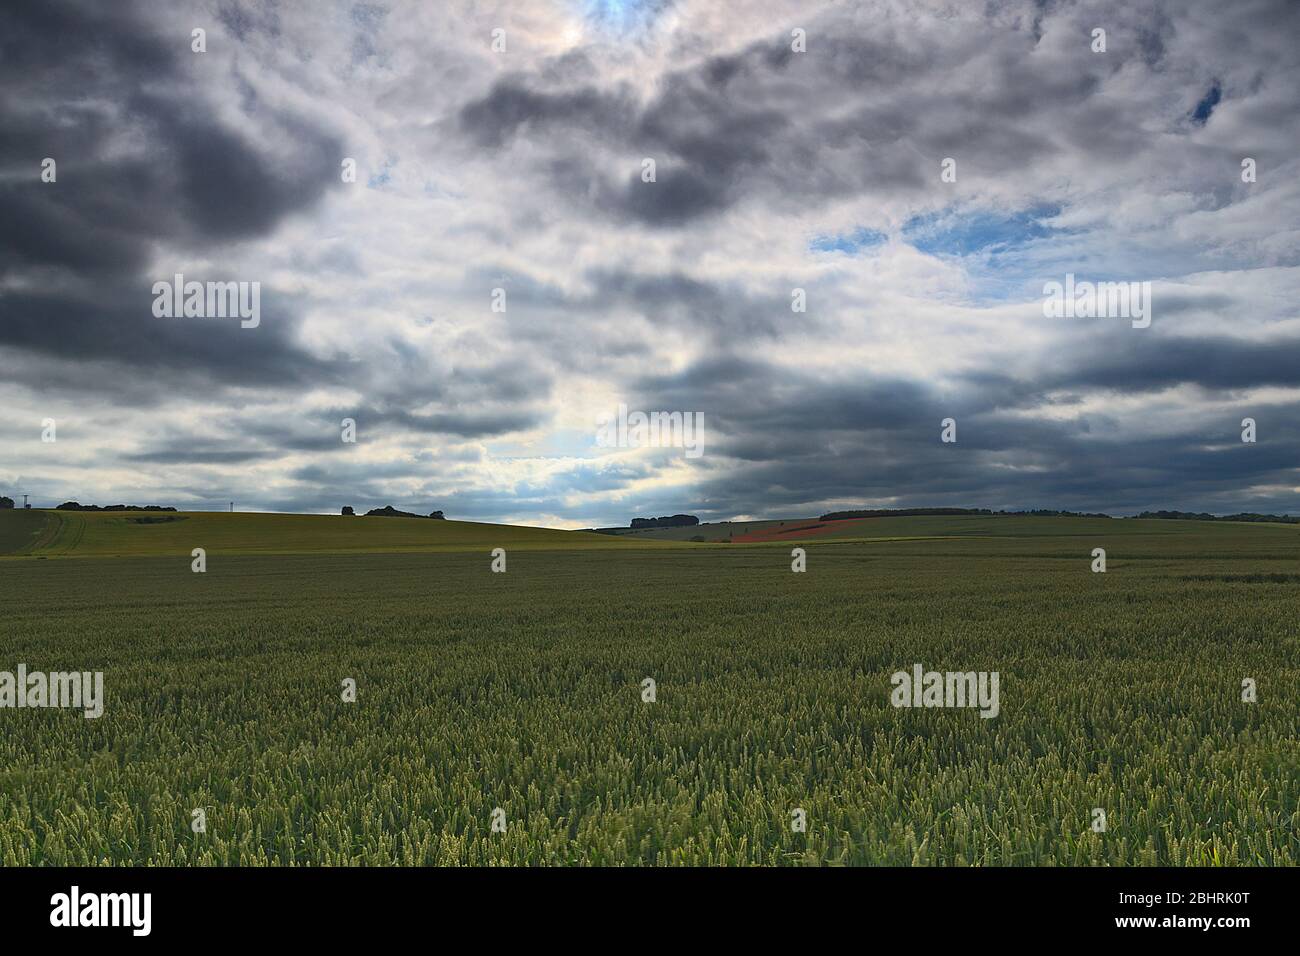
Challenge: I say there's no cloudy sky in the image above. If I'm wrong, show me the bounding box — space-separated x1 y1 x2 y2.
3 0 1299 527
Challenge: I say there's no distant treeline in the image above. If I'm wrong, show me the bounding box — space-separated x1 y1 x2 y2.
818 507 1299 523
1135 510 1300 524
820 507 1114 520
630 514 700 529
55 502 177 512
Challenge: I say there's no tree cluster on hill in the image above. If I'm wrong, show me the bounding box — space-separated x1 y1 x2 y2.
630 514 699 529
361 505 446 519
1135 510 1300 524
55 502 177 512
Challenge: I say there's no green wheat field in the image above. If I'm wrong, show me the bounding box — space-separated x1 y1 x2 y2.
1 510 1297 865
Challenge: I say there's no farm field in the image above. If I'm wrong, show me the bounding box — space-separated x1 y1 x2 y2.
0 512 1296 865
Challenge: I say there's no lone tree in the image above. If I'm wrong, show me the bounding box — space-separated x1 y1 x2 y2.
0 495 13 509
341 506 355 516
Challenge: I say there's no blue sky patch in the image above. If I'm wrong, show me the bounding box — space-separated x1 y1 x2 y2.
581 0 669 35
809 226 888 255
1191 81 1221 125
903 204 1063 258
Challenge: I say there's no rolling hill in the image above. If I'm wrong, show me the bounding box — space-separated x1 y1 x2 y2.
6 508 1298 560
0 509 670 558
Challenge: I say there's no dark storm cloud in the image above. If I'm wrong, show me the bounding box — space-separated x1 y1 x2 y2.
620 348 1300 520
1 3 339 272
460 82 637 149
0 281 345 391
124 447 279 465
1044 334 1300 394
630 355 940 456
0 0 342 382
454 12 1113 226
381 409 543 437
682 417 1300 520
131 90 343 242
164 358 556 463
270 404 549 446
